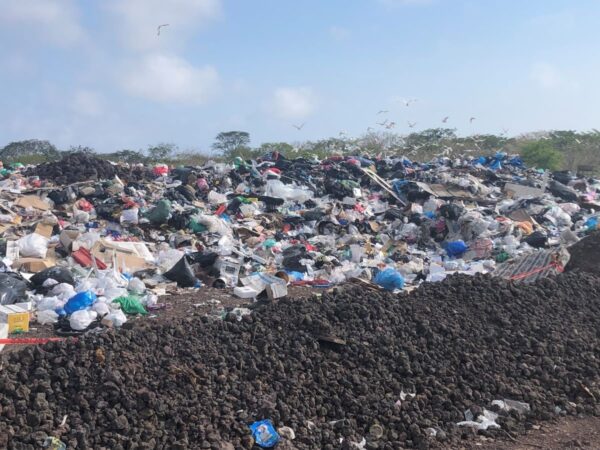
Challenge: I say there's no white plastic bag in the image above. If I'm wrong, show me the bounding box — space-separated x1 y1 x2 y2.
36 296 63 311
69 310 97 331
207 190 228 205
51 283 77 300
36 309 59 325
128 277 146 295
120 208 139 225
92 301 111 316
106 308 127 327
18 233 49 258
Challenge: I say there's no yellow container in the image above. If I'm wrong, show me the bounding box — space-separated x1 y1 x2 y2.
0 305 30 333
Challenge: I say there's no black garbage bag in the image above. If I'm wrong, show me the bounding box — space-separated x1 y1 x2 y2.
440 204 465 221
548 180 578 202
164 256 199 288
303 208 326 222
524 231 548 248
48 190 70 206
282 245 309 272
553 170 573 185
188 251 219 268
30 266 75 287
0 272 29 305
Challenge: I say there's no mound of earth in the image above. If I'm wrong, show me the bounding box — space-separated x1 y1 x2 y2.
2 273 600 449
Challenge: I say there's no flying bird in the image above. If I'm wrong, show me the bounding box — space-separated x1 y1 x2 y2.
407 121 417 128
292 122 305 130
501 128 509 135
376 120 389 126
442 116 449 123
377 110 389 115
385 121 396 129
469 117 476 124
402 98 417 107
157 24 170 36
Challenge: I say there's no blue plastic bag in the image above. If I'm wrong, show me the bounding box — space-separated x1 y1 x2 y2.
249 419 280 448
374 268 405 291
445 240 468 257
585 217 598 231
64 291 97 315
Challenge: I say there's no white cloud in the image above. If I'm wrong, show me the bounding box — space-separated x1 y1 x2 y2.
108 0 222 51
530 62 562 89
121 53 219 104
0 0 84 45
329 26 350 41
71 90 104 117
270 87 317 120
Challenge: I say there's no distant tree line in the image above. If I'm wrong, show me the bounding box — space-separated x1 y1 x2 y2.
2 128 600 172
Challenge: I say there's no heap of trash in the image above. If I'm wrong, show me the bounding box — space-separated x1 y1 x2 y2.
0 150 599 339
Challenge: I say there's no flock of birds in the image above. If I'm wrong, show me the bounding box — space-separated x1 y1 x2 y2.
155 22 505 159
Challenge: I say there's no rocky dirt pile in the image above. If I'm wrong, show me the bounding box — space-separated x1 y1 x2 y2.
565 231 600 275
2 273 600 449
26 152 118 184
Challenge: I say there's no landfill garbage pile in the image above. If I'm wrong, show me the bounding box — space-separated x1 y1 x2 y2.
0 150 599 340
2 272 600 449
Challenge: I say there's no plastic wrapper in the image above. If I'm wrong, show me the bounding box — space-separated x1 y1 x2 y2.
249 419 280 448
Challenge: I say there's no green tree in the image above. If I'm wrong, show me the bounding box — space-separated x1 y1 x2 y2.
211 131 251 158
520 141 563 170
147 143 177 162
109 149 147 164
0 139 60 162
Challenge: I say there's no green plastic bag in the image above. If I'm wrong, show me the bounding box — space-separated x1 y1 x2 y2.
146 199 171 224
113 296 147 315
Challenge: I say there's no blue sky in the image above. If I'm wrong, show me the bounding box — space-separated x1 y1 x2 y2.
1 0 599 153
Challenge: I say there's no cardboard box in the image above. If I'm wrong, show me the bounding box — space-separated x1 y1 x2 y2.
13 257 55 272
266 279 288 299
35 223 54 239
0 305 30 333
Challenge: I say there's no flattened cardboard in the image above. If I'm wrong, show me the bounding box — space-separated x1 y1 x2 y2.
14 196 50 211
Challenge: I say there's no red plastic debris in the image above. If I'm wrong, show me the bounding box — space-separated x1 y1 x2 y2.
72 247 107 270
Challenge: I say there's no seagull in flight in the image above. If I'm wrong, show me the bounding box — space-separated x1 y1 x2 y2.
376 120 389 127
377 110 389 115
469 117 476 124
292 122 305 130
385 121 396 129
407 121 417 128
442 116 449 123
157 24 170 36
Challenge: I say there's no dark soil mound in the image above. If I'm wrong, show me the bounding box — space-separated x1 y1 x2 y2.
2 273 600 449
565 231 600 274
26 153 118 184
